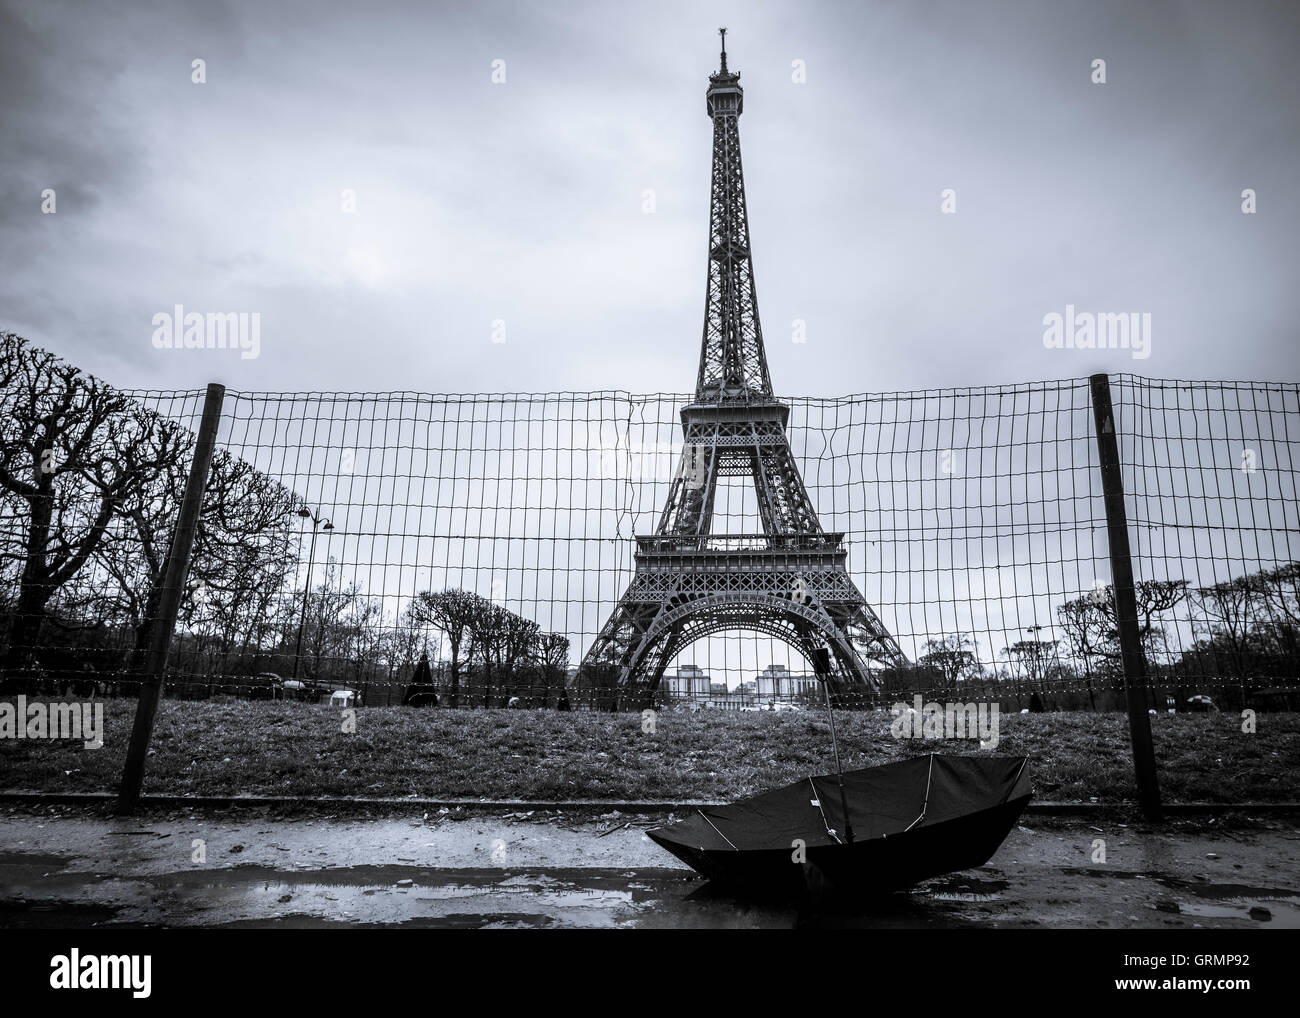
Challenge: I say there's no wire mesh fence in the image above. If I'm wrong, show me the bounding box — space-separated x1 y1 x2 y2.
2 348 1298 714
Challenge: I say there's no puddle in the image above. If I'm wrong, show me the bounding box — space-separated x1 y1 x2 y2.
0 851 70 869
1158 879 1296 899
1057 867 1300 928
1175 897 1299 923
3 815 1298 929
0 899 122 928
146 868 655 929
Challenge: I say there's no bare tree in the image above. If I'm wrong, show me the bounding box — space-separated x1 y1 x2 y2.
405 588 488 708
384 610 437 689
1055 579 1189 675
918 633 980 689
0 334 189 678
497 611 541 705
1253 562 1300 661
1001 637 1058 690
89 442 300 672
1189 576 1258 684
468 601 509 707
534 632 570 708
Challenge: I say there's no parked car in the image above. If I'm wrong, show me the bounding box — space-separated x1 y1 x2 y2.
328 689 356 707
248 672 283 701
1251 687 1300 711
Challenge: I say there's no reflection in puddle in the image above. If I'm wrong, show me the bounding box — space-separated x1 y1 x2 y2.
1173 895 1300 925
1058 866 1300 928
923 875 1009 904
222 872 640 928
6 857 1298 930
196 868 964 929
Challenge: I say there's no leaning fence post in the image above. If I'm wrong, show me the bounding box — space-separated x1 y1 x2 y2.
1088 373 1162 822
117 382 226 813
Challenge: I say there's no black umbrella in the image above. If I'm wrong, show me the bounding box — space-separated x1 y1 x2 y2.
647 647 1031 896
647 753 1031 897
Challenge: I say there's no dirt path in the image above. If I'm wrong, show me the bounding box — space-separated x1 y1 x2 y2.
0 808 1296 928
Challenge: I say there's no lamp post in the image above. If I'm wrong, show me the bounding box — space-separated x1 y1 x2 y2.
292 506 333 683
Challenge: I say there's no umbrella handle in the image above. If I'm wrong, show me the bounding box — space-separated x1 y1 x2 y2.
813 648 855 845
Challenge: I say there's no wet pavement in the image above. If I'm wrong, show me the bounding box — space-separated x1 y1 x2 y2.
0 808 1296 929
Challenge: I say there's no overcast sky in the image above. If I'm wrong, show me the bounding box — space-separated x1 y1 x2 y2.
2 0 1298 398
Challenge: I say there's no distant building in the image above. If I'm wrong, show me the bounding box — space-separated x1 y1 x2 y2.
755 664 817 699
661 664 711 698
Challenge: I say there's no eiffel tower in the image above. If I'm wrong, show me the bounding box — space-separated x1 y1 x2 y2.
579 30 905 708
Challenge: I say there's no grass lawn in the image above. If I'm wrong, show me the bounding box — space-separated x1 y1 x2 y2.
2 700 1298 803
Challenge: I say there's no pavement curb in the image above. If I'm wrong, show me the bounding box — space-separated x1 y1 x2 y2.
3 791 1299 815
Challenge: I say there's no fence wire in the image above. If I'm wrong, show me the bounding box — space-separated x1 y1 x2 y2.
2 365 1298 713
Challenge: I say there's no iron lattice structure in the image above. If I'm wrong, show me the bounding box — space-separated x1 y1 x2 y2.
578 34 906 706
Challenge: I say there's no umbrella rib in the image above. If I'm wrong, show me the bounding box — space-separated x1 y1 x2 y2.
904 754 936 833
697 810 739 851
808 778 843 845
1005 756 1029 801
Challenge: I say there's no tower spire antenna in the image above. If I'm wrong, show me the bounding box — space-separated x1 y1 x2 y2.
719 26 727 72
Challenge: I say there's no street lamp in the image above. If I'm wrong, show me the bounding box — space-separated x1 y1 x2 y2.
292 506 333 683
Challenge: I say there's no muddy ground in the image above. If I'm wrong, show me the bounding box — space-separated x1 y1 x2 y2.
0 806 1295 929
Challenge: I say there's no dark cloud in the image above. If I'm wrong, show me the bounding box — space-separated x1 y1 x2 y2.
1 0 1297 394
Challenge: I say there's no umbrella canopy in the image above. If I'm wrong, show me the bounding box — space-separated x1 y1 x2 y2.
648 754 1031 897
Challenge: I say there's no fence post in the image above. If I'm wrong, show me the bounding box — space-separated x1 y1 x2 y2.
117 383 226 813
1088 373 1162 822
